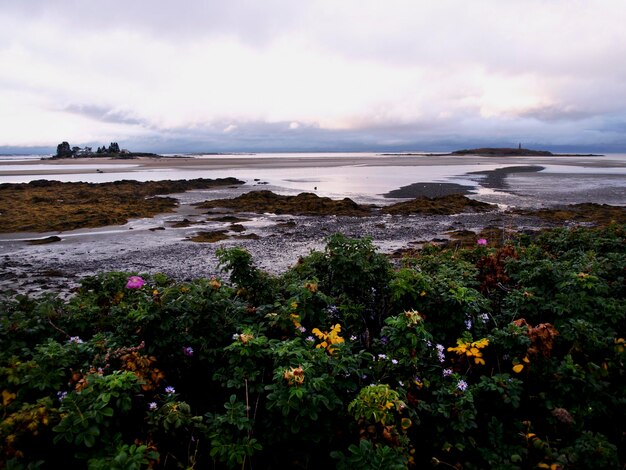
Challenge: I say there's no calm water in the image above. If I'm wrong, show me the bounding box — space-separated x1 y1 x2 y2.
0 152 625 207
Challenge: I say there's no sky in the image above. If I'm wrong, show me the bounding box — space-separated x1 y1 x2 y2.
1 0 626 153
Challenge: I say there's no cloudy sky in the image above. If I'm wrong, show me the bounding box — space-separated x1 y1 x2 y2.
1 1 626 153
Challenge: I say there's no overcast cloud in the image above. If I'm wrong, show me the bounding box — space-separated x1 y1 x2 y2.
1 0 625 152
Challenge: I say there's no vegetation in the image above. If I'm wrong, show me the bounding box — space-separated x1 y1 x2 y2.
53 141 163 159
0 224 624 469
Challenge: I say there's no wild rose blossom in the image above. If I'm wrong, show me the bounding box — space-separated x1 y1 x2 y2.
126 276 146 289
477 238 488 246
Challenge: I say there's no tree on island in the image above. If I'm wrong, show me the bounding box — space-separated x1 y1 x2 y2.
108 142 120 153
55 141 72 158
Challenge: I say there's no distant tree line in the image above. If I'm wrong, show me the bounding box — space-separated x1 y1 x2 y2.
55 141 123 158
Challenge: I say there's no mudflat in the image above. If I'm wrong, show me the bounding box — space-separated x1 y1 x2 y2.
0 153 624 297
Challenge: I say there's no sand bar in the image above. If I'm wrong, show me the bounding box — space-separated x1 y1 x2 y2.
1 152 625 177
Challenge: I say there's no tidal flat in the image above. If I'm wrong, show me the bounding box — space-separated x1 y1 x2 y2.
0 153 624 296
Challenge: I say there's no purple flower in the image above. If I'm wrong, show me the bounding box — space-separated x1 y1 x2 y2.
443 368 453 377
148 402 157 410
68 336 83 344
457 380 468 391
182 346 193 357
126 276 146 289
436 344 445 362
477 238 488 246
57 391 68 401
165 386 176 394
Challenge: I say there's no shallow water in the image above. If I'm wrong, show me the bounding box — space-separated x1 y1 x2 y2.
1 152 625 207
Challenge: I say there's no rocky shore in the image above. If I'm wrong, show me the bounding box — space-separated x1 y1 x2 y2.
1 179 623 298
1 154 624 298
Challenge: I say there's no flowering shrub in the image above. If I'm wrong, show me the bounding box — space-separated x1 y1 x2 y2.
0 223 624 469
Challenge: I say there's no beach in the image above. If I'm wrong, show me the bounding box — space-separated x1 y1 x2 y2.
1 153 625 297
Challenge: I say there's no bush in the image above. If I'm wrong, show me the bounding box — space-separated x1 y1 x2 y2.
0 225 624 468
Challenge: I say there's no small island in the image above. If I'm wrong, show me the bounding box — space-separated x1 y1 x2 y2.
452 147 554 156
50 141 162 159
450 147 602 157
381 146 603 157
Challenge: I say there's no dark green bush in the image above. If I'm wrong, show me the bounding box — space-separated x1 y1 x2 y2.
1 224 624 469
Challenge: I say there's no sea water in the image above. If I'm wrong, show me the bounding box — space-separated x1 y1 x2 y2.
0 152 624 206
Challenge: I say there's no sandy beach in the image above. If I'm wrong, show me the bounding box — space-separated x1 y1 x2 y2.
2 152 624 174
1 153 624 297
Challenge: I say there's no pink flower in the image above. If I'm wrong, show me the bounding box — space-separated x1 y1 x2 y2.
182 346 194 357
126 276 146 289
477 238 488 246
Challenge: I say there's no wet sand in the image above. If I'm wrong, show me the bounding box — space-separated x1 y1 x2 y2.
1 154 624 297
2 152 624 176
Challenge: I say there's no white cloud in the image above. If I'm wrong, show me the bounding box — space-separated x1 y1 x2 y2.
1 0 626 150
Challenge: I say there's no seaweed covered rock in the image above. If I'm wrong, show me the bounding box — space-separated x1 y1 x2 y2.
382 194 496 215
0 178 244 232
196 190 373 216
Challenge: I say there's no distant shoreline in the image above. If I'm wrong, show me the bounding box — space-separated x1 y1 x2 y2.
380 147 604 157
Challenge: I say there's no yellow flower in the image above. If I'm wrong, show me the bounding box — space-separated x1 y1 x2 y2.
2 389 16 406
290 314 302 328
615 338 625 353
304 282 318 293
513 355 529 373
312 324 343 354
448 338 489 365
291 301 298 310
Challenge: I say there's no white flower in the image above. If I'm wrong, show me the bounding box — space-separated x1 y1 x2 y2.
457 380 468 391
68 336 83 344
165 386 176 394
149 402 157 410
391 359 398 365
443 368 453 377
350 335 357 341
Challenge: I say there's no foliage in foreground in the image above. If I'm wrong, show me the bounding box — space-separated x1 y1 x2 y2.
0 225 624 469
